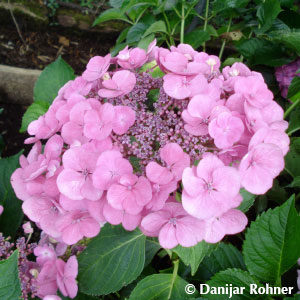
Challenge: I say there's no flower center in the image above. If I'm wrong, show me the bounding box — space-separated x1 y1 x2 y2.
169 217 177 225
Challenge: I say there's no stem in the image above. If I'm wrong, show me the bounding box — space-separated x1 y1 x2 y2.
202 0 209 51
284 97 300 119
163 12 175 45
219 16 232 60
167 259 179 299
180 2 185 43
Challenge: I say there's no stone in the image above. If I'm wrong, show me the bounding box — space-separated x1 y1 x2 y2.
0 65 41 105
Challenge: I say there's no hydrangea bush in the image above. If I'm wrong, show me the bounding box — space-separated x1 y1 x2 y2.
8 41 294 299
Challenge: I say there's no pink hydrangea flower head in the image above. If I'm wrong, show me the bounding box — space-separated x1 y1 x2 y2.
56 256 78 299
182 154 240 219
83 54 111 82
0 205 3 216
141 202 205 249
239 143 284 194
98 70 136 98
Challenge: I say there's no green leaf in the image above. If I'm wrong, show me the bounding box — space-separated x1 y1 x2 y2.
116 27 130 44
110 43 128 57
142 20 168 38
184 29 211 49
20 101 50 133
127 22 147 43
256 0 282 33
93 8 131 26
222 57 243 67
34 56 75 104
138 34 155 50
129 274 197 299
287 76 300 101
213 0 250 12
285 137 300 178
243 195 300 284
173 241 218 276
238 189 256 213
0 250 21 300
78 224 146 295
279 0 294 7
205 269 264 299
195 243 246 281
0 152 23 238
145 238 161 266
287 105 300 135
109 0 123 8
287 176 300 188
272 30 300 56
235 38 292 66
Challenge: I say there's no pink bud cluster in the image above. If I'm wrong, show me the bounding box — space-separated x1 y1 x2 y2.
11 42 289 291
275 58 300 98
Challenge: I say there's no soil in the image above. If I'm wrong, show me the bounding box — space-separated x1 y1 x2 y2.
0 23 117 157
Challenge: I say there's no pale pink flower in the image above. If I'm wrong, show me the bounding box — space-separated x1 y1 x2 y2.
112 105 136 135
56 210 100 245
182 154 240 219
0 205 3 215
103 201 142 231
117 47 147 69
170 43 197 60
93 150 133 190
83 102 115 141
208 112 244 149
82 54 111 81
239 143 284 194
163 73 208 99
107 174 152 215
141 202 205 249
37 261 58 298
204 209 248 243
56 256 78 299
182 95 216 136
98 70 136 98
43 295 61 300
34 245 57 266
23 221 33 234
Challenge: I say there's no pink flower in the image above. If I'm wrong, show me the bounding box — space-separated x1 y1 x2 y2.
43 295 61 300
103 201 142 231
82 54 111 81
34 245 57 266
0 205 3 216
182 95 216 136
107 174 152 214
56 256 78 299
57 146 102 201
146 180 177 211
93 150 133 190
170 43 197 60
239 143 284 194
117 47 147 69
112 105 136 135
182 154 240 219
163 74 208 99
56 210 100 245
83 102 115 141
208 112 244 149
204 209 248 243
234 76 273 108
23 221 33 234
37 261 58 298
141 202 205 249
98 70 136 98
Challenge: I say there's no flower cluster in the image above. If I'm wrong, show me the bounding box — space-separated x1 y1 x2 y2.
275 58 300 98
11 41 289 298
